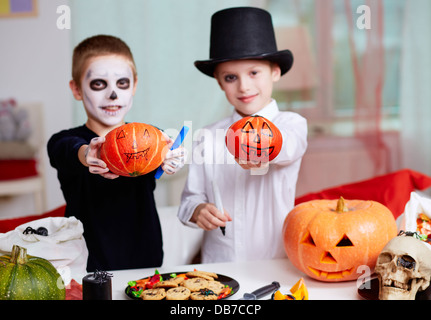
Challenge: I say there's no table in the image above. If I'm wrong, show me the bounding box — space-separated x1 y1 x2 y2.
109 258 362 300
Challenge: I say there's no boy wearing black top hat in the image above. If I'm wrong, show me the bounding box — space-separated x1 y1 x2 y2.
178 7 308 263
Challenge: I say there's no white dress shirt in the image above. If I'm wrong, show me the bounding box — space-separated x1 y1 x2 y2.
178 100 308 263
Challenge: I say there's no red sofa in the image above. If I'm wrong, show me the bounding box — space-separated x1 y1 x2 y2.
1 169 431 233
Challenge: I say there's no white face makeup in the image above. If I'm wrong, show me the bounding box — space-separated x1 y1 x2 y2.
81 56 135 128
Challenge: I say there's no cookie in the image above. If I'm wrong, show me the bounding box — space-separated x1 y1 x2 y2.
207 281 225 295
153 278 180 288
186 271 218 281
190 289 218 300
172 276 186 285
183 278 209 292
166 287 191 300
141 288 166 300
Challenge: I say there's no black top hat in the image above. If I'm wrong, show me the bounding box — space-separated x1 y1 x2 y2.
195 7 294 78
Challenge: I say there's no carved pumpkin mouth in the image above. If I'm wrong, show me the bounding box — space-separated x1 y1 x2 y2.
241 144 274 157
124 148 150 162
307 266 355 280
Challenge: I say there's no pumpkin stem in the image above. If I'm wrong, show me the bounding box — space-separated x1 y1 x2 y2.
336 197 348 213
10 245 28 265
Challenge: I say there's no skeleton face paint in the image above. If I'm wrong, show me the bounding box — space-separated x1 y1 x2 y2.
81 56 135 127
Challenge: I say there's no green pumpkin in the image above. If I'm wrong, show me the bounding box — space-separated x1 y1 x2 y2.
0 245 66 300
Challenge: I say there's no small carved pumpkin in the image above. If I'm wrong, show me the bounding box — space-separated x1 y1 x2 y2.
282 197 397 282
100 122 169 177
225 115 282 162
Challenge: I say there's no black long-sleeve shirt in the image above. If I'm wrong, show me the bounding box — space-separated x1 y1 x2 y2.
48 125 163 272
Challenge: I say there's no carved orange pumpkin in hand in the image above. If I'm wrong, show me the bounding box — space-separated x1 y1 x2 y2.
282 197 397 282
100 122 169 177
225 115 282 162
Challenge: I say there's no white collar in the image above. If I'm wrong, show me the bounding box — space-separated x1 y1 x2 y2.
231 99 280 123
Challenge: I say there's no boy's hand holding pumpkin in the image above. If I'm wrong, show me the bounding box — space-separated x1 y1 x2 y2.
235 157 270 170
162 147 187 175
159 131 188 175
79 136 119 179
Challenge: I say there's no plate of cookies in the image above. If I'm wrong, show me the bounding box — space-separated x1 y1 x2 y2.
125 269 239 300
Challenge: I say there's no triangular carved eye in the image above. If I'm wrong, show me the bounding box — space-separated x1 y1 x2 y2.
336 234 354 247
241 121 255 133
143 129 150 139
117 130 126 139
300 231 316 247
261 122 273 137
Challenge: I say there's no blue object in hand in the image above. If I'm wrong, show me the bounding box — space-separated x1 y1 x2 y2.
154 126 189 179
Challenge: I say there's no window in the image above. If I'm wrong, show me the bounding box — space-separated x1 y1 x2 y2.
269 0 406 123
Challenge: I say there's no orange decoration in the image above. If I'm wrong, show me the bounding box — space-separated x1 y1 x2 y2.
100 122 169 177
225 115 282 162
273 278 309 300
282 197 397 282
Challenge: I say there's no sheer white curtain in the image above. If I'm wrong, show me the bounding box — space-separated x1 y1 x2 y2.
400 0 431 177
70 0 252 133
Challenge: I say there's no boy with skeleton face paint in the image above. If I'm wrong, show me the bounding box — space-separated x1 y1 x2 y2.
48 35 186 271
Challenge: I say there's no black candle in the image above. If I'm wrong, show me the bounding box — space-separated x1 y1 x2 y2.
82 271 113 300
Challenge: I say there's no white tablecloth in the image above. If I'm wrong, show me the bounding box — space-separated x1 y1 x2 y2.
109 258 361 300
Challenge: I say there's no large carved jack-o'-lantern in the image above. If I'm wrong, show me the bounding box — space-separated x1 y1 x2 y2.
100 122 169 177
283 197 398 282
225 115 282 162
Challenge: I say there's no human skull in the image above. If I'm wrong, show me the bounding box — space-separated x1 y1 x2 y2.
374 235 431 300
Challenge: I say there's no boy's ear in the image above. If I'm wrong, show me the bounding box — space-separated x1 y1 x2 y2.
69 80 83 101
271 64 281 82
